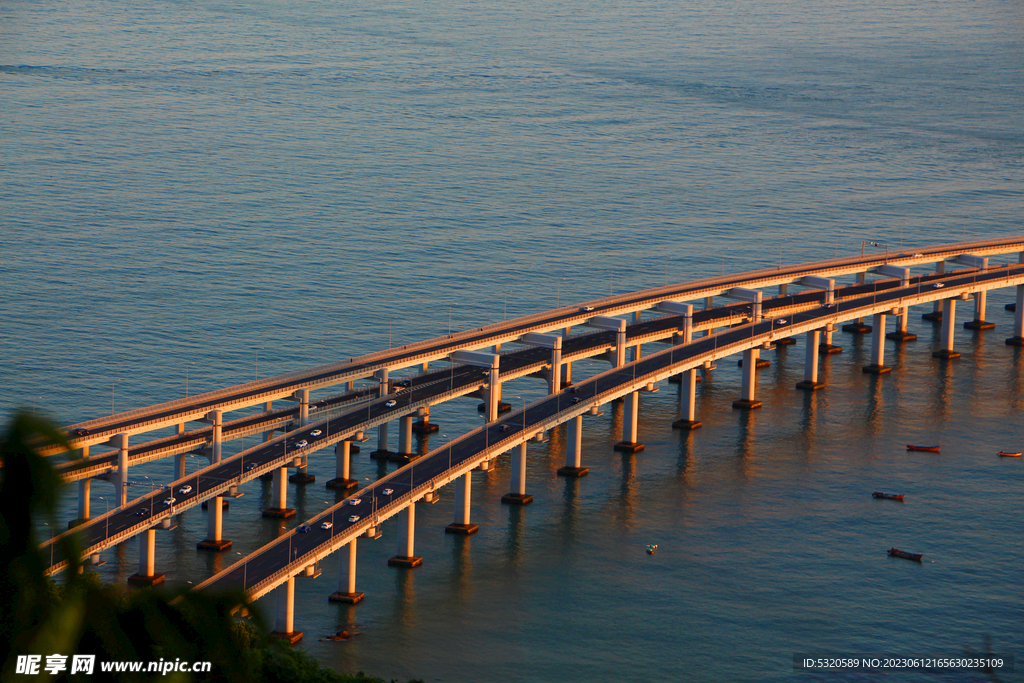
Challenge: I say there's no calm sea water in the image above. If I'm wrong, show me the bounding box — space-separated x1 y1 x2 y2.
2 0 1022 680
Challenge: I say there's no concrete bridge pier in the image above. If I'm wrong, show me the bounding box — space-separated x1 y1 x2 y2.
819 322 842 354
395 415 415 462
672 369 702 429
964 291 995 330
388 503 422 568
412 405 439 434
205 410 223 464
502 442 533 504
197 496 231 551
796 330 825 390
563 361 573 387
560 414 591 474
289 453 315 484
263 467 296 518
923 262 946 321
70 474 91 528
933 298 961 359
614 392 645 452
295 389 310 426
843 273 872 333
371 369 396 460
270 577 302 644
326 441 358 490
863 313 892 374
445 473 478 535
128 528 164 587
886 306 917 342
1006 284 1024 346
733 349 762 409
549 341 563 394
174 452 187 480
329 539 364 604
112 433 129 507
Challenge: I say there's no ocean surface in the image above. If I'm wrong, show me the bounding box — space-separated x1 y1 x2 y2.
2 0 1023 680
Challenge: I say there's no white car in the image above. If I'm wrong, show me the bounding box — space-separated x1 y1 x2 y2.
934 282 945 288
348 498 362 506
348 515 360 523
580 306 594 312
310 429 322 437
912 253 923 257
777 319 787 325
321 521 333 530
163 497 176 506
296 440 308 448
382 488 394 496
178 485 192 495
385 399 397 407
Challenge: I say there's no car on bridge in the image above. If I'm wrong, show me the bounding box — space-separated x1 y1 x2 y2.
348 515 360 523
321 522 333 530
310 429 322 437
297 524 311 533
178 485 192 495
572 397 581 404
71 428 89 437
296 440 308 448
934 282 945 288
245 463 256 471
385 400 397 408
580 306 594 312
498 424 511 432
163 497 176 506
347 498 362 506
135 509 149 517
382 488 394 496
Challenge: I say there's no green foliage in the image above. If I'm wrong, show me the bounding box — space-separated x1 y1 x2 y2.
0 410 423 683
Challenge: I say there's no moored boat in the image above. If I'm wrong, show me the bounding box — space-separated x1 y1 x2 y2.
998 451 1022 458
872 492 905 500
646 544 658 555
888 548 923 561
906 444 940 453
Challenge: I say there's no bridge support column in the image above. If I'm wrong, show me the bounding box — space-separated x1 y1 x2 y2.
923 262 946 321
561 414 591 474
564 361 573 386
197 496 232 551
296 389 310 426
886 306 917 342
70 477 92 528
549 343 563 394
174 451 187 480
932 298 961 359
503 442 533 504
371 369 395 460
289 453 315 484
270 577 302 644
263 468 295 518
412 405 439 434
615 392 645 452
863 313 892 374
445 473 478 535
206 410 223 464
819 323 842 354
326 441 358 490
615 329 627 367
964 291 994 330
796 330 825 390
672 369 702 429
1006 285 1024 346
733 349 762 409
128 528 164 587
843 273 872 333
113 433 129 507
396 415 415 462
487 367 504 421
388 503 422 568
329 539 364 603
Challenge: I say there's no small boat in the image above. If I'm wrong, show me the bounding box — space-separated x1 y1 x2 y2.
906 444 940 453
872 492 905 501
646 544 658 555
888 548 923 562
998 451 1022 458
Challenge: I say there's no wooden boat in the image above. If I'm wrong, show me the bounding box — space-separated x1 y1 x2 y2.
998 451 1022 458
888 548 923 562
906 444 940 453
872 492 905 500
646 544 658 555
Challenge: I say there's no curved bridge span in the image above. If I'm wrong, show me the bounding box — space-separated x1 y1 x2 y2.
40 243 1024 643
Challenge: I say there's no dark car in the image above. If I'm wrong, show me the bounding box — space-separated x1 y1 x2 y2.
297 524 311 533
571 397 581 404
570 386 580 394
498 424 511 432
72 428 89 437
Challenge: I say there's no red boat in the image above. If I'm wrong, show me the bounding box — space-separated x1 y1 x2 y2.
998 451 1022 458
888 548 923 562
906 444 940 453
872 492 905 501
